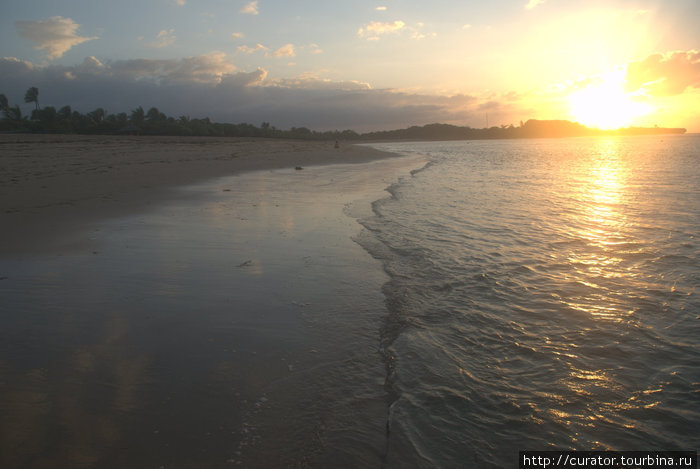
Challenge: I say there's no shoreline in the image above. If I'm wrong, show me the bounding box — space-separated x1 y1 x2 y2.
0 134 399 256
0 142 424 468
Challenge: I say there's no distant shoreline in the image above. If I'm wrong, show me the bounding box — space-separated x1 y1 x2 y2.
359 119 686 141
1 111 687 142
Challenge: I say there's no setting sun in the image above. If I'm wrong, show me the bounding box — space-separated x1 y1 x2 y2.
569 71 653 130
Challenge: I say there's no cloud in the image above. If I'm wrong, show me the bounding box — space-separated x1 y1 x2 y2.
236 43 296 58
271 74 371 91
625 50 700 96
231 32 245 39
237 44 268 55
0 53 238 86
172 0 186 5
240 1 259 15
218 67 267 88
272 44 296 58
14 16 97 59
525 0 545 9
0 55 522 131
0 56 35 76
308 44 323 54
357 20 406 40
148 29 177 48
74 55 106 75
478 100 501 111
410 22 433 40
107 53 237 84
376 6 387 11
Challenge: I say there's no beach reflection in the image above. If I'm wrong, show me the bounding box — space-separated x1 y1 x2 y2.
0 308 151 468
0 156 421 468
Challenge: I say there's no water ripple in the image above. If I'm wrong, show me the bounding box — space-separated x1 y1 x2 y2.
362 136 700 468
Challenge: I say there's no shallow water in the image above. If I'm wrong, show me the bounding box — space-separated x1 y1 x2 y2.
0 157 421 469
361 135 699 468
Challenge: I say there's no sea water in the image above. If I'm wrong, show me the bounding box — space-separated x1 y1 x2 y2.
360 135 699 468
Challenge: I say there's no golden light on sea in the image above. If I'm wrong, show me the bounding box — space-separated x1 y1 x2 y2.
578 140 628 241
564 140 633 321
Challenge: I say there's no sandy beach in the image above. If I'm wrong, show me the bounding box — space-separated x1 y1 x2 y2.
0 134 422 468
0 134 397 256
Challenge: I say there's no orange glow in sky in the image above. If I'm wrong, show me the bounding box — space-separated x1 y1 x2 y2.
568 71 654 130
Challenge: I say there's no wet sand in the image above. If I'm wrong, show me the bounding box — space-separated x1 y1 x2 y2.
0 134 397 256
0 134 423 468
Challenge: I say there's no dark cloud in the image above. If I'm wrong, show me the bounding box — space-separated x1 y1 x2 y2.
218 68 267 88
0 55 515 131
477 100 501 111
0 57 35 76
625 50 700 96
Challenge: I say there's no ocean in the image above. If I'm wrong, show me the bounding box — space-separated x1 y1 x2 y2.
360 135 699 468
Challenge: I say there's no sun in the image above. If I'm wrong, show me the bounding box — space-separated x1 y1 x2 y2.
569 70 652 130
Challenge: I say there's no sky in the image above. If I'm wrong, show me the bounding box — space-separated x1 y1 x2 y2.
0 0 698 132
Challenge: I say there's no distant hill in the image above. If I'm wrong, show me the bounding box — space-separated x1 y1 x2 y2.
360 119 687 141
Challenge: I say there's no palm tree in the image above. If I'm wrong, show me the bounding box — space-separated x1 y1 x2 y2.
58 105 72 121
6 105 22 122
87 108 106 123
130 106 145 124
0 94 10 125
24 87 39 111
146 107 165 122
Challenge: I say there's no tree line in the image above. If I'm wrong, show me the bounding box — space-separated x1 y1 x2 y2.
1 87 686 141
0 87 360 140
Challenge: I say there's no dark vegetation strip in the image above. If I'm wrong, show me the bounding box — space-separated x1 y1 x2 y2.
0 88 686 141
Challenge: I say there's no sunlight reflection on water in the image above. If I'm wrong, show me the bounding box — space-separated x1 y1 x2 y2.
365 135 699 468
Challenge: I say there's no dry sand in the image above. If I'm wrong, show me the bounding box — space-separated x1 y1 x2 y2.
0 134 397 256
